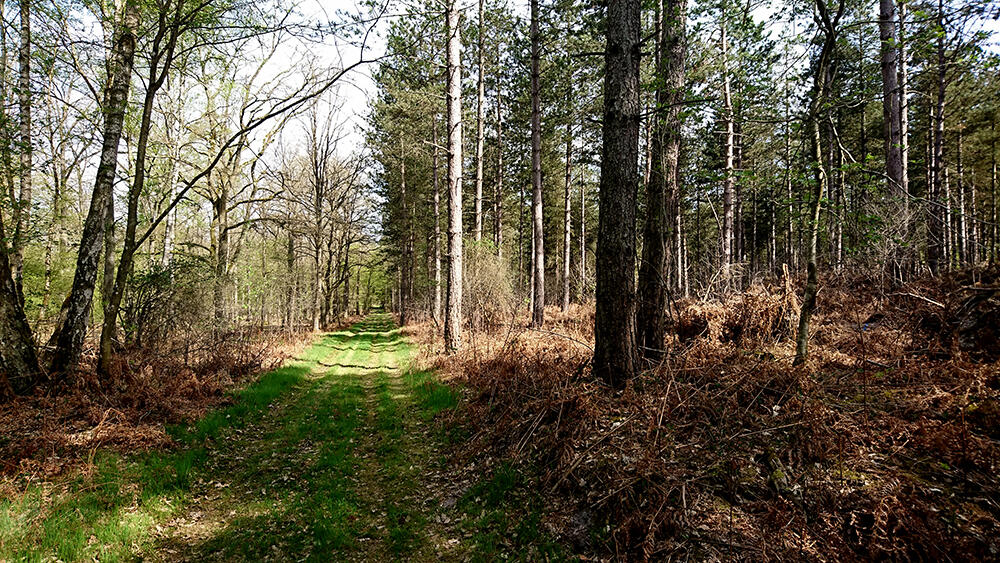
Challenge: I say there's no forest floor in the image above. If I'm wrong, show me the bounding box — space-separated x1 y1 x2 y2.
416 270 1000 560
0 314 564 561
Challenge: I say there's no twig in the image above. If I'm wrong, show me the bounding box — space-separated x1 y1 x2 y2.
889 292 945 309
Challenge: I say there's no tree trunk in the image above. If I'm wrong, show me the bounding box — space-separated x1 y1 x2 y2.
794 0 839 366
879 0 904 207
562 120 572 312
0 3 16 284
638 0 685 361
0 214 40 395
285 231 295 329
399 144 408 326
341 237 351 317
957 128 967 265
794 114 826 366
927 0 946 274
474 0 485 242
768 180 776 273
101 192 115 324
734 119 744 267
898 0 909 202
720 19 734 284
579 170 586 300
443 0 463 352
834 142 844 269
594 0 641 388
48 0 139 374
638 0 665 360
518 168 524 291
530 0 544 327
944 166 953 269
529 229 535 313
99 17 179 373
784 102 794 268
432 116 442 324
991 130 997 265
494 87 504 257
216 182 231 326
970 176 978 265
13 0 30 305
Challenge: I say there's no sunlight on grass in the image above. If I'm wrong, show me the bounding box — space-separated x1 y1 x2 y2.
1 315 488 562
0 334 334 562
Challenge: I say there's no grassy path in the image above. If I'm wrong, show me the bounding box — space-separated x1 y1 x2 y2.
150 314 465 561
2 314 564 561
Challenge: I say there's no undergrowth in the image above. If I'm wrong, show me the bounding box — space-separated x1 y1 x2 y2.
416 269 1000 561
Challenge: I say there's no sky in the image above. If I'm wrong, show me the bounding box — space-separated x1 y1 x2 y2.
294 0 1000 159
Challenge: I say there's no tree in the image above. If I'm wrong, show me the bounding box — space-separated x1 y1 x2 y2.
593 0 641 388
47 0 140 375
638 0 686 361
879 0 904 195
794 0 843 366
474 0 485 242
719 11 735 283
444 0 463 352
99 0 190 374
13 0 31 304
530 0 545 327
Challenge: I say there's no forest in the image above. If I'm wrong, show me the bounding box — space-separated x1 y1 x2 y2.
0 0 999 558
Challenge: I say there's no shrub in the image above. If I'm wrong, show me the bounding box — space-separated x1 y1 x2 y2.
463 241 518 332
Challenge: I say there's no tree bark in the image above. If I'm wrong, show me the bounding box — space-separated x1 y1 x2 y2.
944 165 953 268
794 110 827 366
530 0 544 327
47 0 139 374
991 130 997 265
432 116 442 324
794 0 840 366
399 142 408 326
0 213 40 395
101 191 115 325
784 101 794 268
878 0 904 205
494 86 504 257
474 0 485 242
957 128 967 265
927 0 946 274
285 231 295 329
720 19 735 284
579 168 586 300
594 0 641 388
215 180 231 326
443 0 463 352
13 0 30 305
638 0 685 361
562 120 572 312
99 5 181 373
898 0 909 202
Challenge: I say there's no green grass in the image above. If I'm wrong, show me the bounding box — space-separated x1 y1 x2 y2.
1 315 569 561
0 332 335 562
458 462 572 562
408 369 461 418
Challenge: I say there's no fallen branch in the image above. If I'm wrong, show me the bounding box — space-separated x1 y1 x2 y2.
889 292 945 309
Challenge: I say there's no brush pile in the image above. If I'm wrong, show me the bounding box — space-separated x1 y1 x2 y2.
423 270 1000 560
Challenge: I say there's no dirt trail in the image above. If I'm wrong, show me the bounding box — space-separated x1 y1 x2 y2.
150 314 469 561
